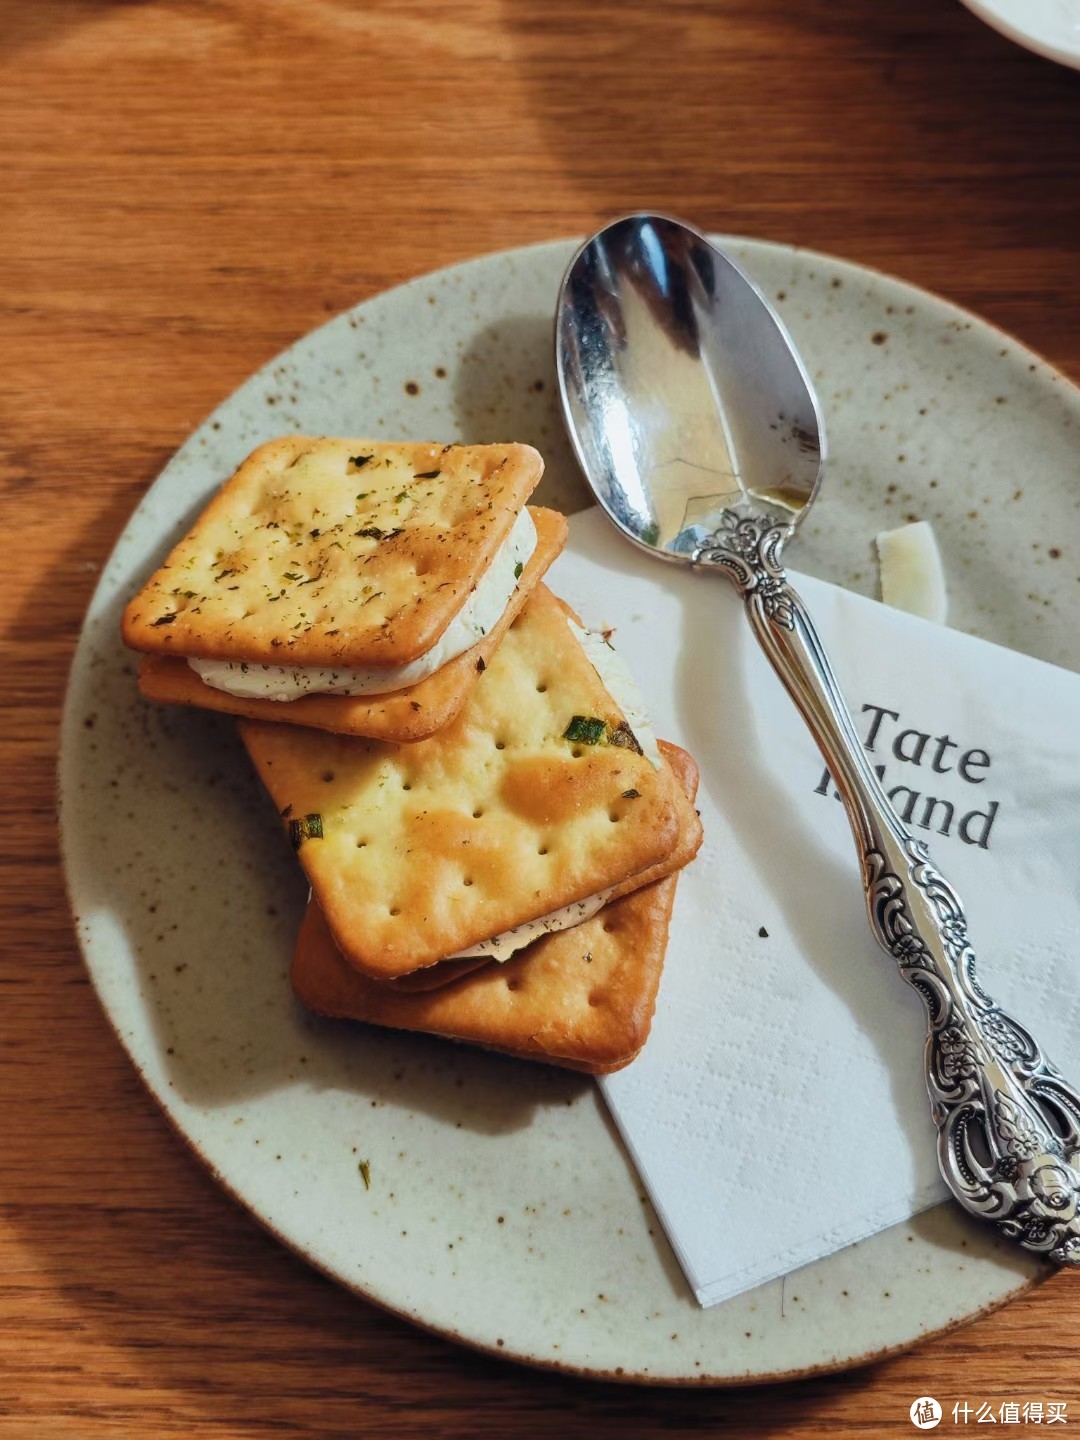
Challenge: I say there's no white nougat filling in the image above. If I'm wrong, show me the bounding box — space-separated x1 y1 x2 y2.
448 888 618 960
189 507 537 700
567 618 662 770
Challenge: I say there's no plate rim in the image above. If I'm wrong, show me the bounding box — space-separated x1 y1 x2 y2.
45 886 1052 1389
958 0 1080 70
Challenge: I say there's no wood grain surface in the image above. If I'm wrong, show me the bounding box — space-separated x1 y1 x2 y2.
2 0 1079 1434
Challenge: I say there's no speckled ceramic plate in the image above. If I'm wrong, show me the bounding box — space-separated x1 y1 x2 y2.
59 238 1080 1384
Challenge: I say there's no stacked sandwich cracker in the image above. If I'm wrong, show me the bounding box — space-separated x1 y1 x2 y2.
123 436 702 1073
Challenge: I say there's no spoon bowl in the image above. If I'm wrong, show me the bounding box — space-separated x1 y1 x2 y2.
555 213 826 562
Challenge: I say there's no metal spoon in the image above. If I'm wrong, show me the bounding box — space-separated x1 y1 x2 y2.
555 212 1080 1267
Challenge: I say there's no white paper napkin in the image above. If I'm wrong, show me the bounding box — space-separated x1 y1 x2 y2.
550 509 1080 1308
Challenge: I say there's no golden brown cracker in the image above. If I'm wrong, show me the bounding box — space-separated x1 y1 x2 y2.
290 744 700 1070
239 588 699 979
385 740 699 991
136 507 567 741
122 437 543 667
292 873 679 1073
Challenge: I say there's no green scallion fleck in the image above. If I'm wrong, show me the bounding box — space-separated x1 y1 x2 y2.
289 812 324 849
513 561 523 580
563 715 607 745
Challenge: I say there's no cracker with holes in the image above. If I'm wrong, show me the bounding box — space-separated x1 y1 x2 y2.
386 738 701 993
290 744 700 1072
238 585 703 982
135 507 566 741
123 437 558 739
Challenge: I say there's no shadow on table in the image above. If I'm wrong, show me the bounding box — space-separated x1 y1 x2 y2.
2 0 160 56
498 0 1080 275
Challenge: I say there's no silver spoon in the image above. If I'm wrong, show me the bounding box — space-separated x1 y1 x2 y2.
556 212 1080 1267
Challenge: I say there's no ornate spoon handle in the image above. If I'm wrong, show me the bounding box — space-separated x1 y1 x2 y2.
696 508 1080 1265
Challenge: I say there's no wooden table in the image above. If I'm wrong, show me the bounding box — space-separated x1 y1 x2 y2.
3 1 1079 1433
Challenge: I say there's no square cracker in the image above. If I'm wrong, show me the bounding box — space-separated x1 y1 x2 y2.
239 585 702 980
389 738 699 991
135 507 567 741
290 744 700 1072
122 437 544 668
292 879 678 1074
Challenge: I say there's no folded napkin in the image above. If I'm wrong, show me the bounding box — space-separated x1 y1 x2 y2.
551 509 1080 1307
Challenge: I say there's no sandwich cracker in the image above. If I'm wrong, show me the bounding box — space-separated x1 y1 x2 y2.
291 744 700 1071
123 437 544 667
388 740 701 990
137 507 567 740
239 586 701 979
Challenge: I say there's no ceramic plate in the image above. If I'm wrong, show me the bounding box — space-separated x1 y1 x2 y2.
59 237 1080 1384
959 0 1080 69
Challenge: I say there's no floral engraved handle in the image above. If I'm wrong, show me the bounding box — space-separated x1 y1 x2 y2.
696 506 1080 1266
866 839 1080 1264
695 509 796 630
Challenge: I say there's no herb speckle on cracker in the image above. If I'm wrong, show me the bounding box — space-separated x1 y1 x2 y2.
609 720 644 756
122 437 544 669
135 505 568 743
